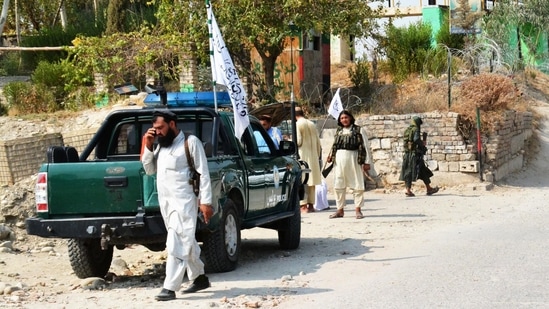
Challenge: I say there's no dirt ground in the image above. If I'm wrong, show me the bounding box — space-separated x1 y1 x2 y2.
0 183 506 309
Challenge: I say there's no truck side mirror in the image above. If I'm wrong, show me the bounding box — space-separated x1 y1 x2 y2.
279 140 295 156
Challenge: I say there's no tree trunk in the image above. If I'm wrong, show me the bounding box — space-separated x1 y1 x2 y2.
106 0 127 35
0 0 10 46
261 55 276 102
59 1 67 30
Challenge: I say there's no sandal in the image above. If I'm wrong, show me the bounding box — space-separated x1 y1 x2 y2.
355 209 364 219
405 192 415 197
426 186 439 196
329 210 344 219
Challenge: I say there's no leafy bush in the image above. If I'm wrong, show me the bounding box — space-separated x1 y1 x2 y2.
422 46 462 78
348 58 370 96
380 21 432 83
32 61 67 103
2 82 30 111
63 86 96 111
435 11 465 50
0 53 24 76
3 81 57 114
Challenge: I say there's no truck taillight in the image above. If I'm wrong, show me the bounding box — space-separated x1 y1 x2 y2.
35 172 48 212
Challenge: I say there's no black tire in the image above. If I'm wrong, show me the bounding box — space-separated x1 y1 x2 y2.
203 199 241 273
277 188 301 250
143 242 166 252
68 238 113 279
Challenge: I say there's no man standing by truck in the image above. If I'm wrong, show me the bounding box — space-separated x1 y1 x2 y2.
295 106 322 213
142 109 214 301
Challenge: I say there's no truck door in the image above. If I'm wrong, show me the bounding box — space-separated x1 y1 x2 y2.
250 123 291 215
239 127 268 217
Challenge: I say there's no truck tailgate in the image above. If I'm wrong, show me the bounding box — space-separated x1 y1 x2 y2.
45 161 156 215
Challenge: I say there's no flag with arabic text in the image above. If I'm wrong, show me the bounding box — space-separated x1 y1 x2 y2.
327 88 343 120
207 4 249 139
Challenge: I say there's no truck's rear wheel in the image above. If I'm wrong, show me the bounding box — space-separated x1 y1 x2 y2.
278 187 301 249
68 238 113 279
203 199 241 273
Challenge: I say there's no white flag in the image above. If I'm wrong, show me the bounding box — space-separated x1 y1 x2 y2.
327 88 343 120
207 5 249 139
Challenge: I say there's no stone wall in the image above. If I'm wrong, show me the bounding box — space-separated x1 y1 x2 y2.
0 111 533 187
319 111 533 188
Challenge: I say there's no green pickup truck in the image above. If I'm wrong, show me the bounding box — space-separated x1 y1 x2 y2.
26 92 303 279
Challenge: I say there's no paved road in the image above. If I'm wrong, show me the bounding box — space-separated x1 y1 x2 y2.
272 184 548 309
276 105 549 309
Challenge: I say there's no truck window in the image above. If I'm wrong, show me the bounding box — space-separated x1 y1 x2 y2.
107 114 224 159
112 123 139 155
252 122 275 155
240 122 273 156
216 123 237 156
178 116 214 157
253 130 271 155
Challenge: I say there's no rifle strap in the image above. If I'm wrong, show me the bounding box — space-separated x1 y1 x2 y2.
184 137 197 173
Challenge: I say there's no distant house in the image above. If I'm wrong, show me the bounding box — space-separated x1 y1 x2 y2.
337 0 548 72
251 29 330 105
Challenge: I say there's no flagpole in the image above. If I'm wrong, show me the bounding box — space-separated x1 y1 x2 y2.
206 0 218 112
288 21 298 159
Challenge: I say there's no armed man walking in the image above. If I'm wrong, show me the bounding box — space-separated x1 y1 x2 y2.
399 115 439 197
141 109 214 301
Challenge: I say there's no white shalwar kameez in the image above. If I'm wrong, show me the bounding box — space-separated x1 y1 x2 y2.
333 126 372 211
142 131 212 291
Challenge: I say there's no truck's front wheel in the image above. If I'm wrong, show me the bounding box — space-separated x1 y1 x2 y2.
203 199 241 273
278 187 301 250
68 238 113 279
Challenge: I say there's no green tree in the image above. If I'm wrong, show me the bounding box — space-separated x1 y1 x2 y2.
380 21 433 83
484 0 549 71
153 0 379 100
106 0 128 35
436 10 464 50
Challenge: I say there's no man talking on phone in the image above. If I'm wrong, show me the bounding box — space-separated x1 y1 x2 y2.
141 109 213 301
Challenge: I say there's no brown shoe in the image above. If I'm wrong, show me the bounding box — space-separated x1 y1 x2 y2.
355 208 364 219
329 208 344 219
426 186 439 196
307 203 315 213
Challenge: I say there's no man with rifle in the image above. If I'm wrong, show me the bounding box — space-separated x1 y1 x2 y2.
399 116 439 197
